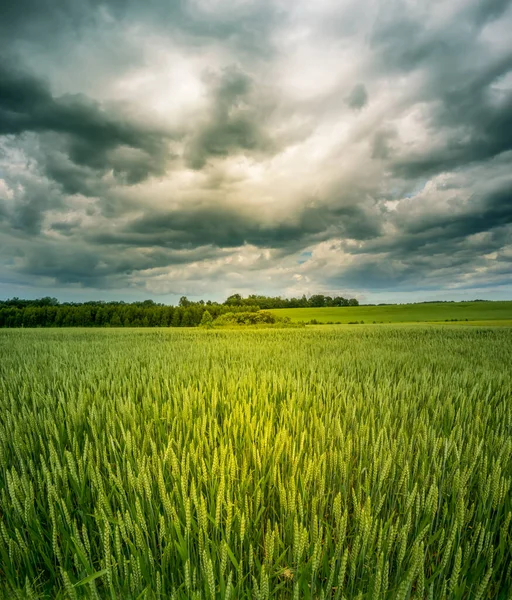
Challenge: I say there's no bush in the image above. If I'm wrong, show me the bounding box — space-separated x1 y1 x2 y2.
200 310 214 328
214 311 291 327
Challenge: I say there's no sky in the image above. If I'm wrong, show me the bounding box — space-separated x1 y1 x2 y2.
1 0 512 304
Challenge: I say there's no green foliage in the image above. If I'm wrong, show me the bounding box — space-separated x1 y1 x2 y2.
214 310 290 326
224 294 244 306
200 310 214 328
223 294 359 309
0 326 511 598
0 301 260 328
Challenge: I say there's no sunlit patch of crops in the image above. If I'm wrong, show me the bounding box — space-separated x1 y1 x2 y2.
0 326 511 599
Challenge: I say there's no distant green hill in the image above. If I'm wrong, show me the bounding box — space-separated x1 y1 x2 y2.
269 301 512 324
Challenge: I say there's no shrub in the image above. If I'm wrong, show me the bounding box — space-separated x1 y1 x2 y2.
200 310 214 328
214 310 290 327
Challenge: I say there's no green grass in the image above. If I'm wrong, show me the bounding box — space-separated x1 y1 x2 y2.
430 320 512 327
1 326 511 599
269 301 512 324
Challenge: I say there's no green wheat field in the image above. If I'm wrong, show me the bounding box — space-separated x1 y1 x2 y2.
1 326 511 599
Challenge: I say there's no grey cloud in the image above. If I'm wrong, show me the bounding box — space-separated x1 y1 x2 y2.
354 174 512 261
0 0 106 42
41 149 107 197
346 84 368 110
86 195 381 253
392 71 512 179
0 0 280 61
333 178 512 291
326 224 512 291
6 234 230 288
2 174 63 235
18 245 108 286
49 219 83 236
370 0 511 74
185 68 276 169
372 128 397 160
369 1 512 180
4 195 379 286
0 63 174 189
470 0 512 25
400 186 512 240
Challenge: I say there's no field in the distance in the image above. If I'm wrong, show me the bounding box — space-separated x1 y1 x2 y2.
269 300 512 324
1 326 511 599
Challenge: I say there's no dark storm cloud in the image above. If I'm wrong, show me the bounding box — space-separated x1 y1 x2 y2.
370 0 511 74
351 176 512 259
0 63 173 188
185 68 276 169
369 1 512 180
327 178 512 291
10 236 229 288
87 198 381 252
0 163 64 235
400 186 512 239
11 189 58 235
325 207 512 291
41 149 107 197
0 0 279 59
5 194 381 288
392 71 512 179
331 229 512 291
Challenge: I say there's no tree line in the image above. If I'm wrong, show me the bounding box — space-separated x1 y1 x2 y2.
223 294 359 308
0 293 359 328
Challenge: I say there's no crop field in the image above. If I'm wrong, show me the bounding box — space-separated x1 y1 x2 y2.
1 326 511 599
268 301 512 325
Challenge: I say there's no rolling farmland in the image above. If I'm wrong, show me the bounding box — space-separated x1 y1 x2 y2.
1 326 511 598
269 301 512 325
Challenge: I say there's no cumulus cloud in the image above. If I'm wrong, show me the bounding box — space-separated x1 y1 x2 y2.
1 0 511 302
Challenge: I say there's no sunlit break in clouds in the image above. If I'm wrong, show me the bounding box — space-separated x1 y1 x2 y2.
1 0 512 303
